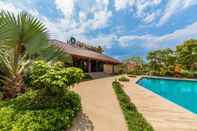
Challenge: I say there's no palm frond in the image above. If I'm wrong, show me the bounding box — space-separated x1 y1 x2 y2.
0 11 49 55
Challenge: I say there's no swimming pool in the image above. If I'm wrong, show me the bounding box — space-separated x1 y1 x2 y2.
137 77 197 114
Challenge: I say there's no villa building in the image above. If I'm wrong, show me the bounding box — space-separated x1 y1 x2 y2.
51 40 121 74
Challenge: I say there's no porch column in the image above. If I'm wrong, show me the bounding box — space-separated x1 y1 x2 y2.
88 59 91 73
112 64 114 74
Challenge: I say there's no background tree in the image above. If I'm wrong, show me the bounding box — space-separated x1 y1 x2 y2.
147 51 160 74
124 56 144 66
123 56 145 75
147 48 175 75
176 39 197 71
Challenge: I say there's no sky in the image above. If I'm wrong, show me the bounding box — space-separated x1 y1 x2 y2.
1 0 197 60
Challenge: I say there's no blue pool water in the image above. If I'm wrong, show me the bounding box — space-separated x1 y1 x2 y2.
137 77 197 114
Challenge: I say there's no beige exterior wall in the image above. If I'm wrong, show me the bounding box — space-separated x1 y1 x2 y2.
104 64 113 74
113 65 120 73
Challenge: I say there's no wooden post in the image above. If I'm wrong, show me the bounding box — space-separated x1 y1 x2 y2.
88 59 91 73
112 64 114 74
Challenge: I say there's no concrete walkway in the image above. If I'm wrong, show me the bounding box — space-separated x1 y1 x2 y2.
69 77 127 131
121 77 197 131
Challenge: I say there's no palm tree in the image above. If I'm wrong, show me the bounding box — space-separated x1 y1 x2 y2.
0 11 55 98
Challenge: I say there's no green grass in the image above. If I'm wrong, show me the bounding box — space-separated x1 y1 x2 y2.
112 81 154 131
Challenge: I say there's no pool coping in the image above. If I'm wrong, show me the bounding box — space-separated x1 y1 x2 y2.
121 76 197 131
136 75 197 116
137 75 197 82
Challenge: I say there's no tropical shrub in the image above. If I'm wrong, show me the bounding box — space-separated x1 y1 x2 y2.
30 60 84 92
180 70 193 78
0 59 83 130
0 11 49 99
0 89 81 130
64 67 84 86
128 74 136 78
118 76 130 82
0 11 68 99
159 67 174 76
127 68 144 75
112 81 154 131
82 73 93 81
193 72 197 78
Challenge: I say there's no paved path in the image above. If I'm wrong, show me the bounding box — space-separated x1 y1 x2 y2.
121 77 197 131
69 77 128 131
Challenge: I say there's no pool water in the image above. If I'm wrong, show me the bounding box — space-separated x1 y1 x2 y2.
137 77 197 114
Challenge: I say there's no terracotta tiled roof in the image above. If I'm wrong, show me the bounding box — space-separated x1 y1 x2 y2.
51 40 121 64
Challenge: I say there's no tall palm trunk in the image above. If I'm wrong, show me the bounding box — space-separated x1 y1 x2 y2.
3 72 26 99
2 42 26 99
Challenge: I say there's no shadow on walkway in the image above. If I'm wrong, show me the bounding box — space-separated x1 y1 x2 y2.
67 112 94 131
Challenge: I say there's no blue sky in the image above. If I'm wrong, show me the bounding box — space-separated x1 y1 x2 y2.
1 0 197 60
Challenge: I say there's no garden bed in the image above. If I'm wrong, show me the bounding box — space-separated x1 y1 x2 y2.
112 81 154 131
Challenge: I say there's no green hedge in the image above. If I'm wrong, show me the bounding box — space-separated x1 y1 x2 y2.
82 73 93 81
112 81 154 131
30 60 84 90
118 76 130 82
0 89 81 131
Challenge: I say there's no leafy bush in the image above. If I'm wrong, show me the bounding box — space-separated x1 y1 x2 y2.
178 70 197 78
0 60 83 130
0 89 81 130
127 66 144 75
159 67 174 76
112 81 154 131
128 74 136 78
180 70 193 78
64 67 84 86
30 60 84 91
82 73 93 81
193 72 197 78
118 76 130 82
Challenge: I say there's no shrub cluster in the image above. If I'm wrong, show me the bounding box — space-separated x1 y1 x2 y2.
128 68 144 75
0 90 81 130
112 81 154 131
82 73 93 81
30 60 83 91
0 60 84 130
118 76 130 82
127 74 136 78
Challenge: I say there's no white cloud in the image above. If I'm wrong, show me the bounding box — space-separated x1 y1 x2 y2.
44 0 113 42
55 0 75 24
86 0 111 30
1 0 197 54
115 0 135 11
182 0 197 9
158 0 197 26
0 1 40 18
0 0 113 42
89 34 117 48
79 11 87 22
118 20 197 49
91 10 112 29
114 0 161 24
54 0 112 33
0 1 21 12
143 10 160 24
